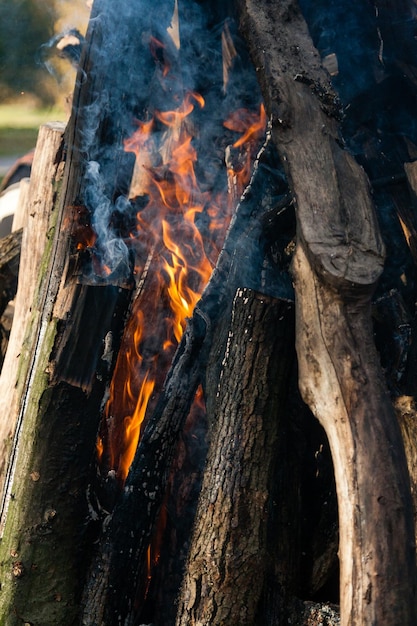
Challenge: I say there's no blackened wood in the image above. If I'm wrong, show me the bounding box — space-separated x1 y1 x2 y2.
236 0 384 289
143 402 207 625
0 0 180 617
236 0 417 624
175 288 294 625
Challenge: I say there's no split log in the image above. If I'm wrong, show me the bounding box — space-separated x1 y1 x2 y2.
0 134 133 625
237 0 417 624
175 287 294 625
0 13 144 624
0 122 65 493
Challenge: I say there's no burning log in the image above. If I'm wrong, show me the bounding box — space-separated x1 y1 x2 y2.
81 130 292 624
3 0 417 624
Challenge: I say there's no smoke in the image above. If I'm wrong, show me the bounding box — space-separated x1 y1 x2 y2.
73 0 264 281
38 28 85 83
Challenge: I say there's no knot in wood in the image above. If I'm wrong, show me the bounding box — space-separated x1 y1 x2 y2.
12 560 25 578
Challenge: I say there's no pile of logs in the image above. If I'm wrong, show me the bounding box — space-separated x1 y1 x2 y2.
1 1 417 625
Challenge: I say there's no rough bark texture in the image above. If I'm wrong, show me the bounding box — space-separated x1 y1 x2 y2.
175 288 294 625
237 0 417 623
0 154 132 626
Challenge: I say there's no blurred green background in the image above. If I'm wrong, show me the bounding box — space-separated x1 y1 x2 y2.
0 0 91 179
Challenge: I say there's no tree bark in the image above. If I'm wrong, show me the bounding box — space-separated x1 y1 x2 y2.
236 0 417 623
175 288 294 625
0 156 133 626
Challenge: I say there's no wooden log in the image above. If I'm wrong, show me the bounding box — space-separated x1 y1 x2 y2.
175 288 294 625
0 122 65 494
0 1 166 616
236 0 417 623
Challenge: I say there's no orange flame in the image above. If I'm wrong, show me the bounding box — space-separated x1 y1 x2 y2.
225 103 267 148
224 103 267 199
99 94 266 484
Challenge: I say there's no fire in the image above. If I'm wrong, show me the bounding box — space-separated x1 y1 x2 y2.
224 103 267 197
225 103 267 148
99 90 266 483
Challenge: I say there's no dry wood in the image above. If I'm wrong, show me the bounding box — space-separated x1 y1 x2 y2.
294 243 416 625
0 122 65 494
11 176 30 232
237 0 417 623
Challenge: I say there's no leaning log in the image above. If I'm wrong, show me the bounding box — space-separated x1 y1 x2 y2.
0 142 132 626
237 0 417 623
175 287 295 625
0 0 183 621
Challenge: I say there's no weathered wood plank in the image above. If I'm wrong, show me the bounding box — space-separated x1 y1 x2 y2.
0 122 65 493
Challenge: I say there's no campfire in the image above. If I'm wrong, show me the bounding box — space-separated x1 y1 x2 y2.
1 1 417 625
